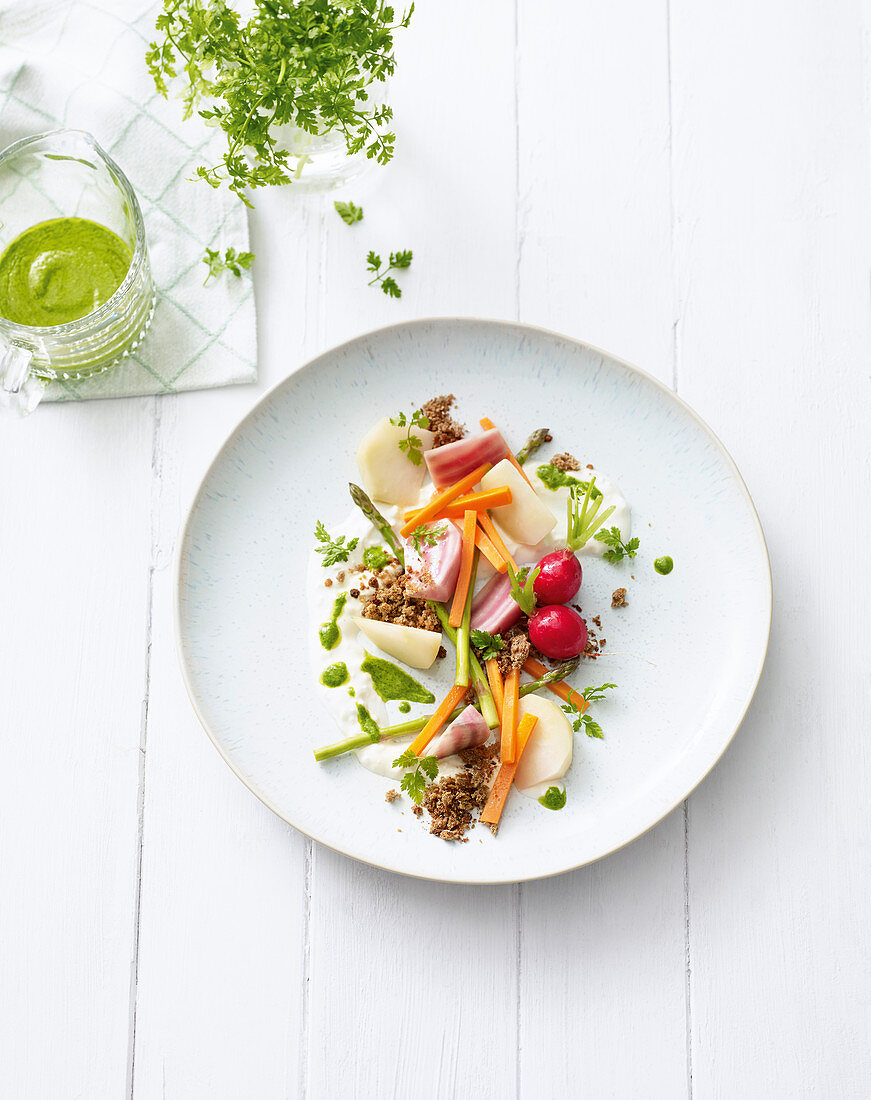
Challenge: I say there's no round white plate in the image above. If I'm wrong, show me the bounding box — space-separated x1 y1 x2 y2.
175 319 771 884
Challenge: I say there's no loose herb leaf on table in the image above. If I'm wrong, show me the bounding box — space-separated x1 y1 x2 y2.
334 201 363 225
202 247 254 284
367 250 413 298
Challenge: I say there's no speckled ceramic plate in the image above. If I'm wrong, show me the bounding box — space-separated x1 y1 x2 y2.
175 319 771 884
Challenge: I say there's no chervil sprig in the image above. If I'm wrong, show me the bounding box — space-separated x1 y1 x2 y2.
561 682 617 740
595 527 639 563
408 523 445 553
334 200 363 225
367 249 413 298
566 478 616 551
313 521 359 567
202 246 254 284
470 629 504 661
147 1 414 203
389 408 430 466
506 563 540 616
392 748 438 804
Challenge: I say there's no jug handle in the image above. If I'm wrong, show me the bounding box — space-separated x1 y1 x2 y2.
0 338 45 415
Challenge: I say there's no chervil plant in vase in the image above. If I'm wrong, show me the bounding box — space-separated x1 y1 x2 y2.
147 0 414 199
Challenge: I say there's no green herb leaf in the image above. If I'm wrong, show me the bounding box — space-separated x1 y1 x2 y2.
314 520 359 567
538 786 567 810
202 246 255 284
334 200 363 225
408 523 446 553
506 562 540 616
148 1 414 201
390 408 430 466
595 527 640 563
470 629 504 661
392 748 439 804
366 248 412 297
580 682 618 704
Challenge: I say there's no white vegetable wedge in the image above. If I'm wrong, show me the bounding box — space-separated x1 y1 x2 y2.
352 616 442 670
357 417 436 505
513 694 573 791
481 459 557 546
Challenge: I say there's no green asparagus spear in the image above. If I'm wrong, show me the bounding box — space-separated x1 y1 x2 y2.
515 428 551 466
348 483 403 562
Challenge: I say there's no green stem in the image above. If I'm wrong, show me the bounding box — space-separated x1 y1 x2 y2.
313 706 468 762
431 601 499 728
515 427 551 466
455 553 478 687
349 483 403 562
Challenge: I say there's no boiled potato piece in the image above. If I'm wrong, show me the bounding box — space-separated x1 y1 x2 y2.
514 694 573 791
353 616 442 670
357 417 435 505
481 459 557 546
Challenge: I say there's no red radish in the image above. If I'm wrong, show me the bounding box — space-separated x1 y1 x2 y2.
533 549 583 605
528 605 588 660
424 430 507 488
470 571 523 635
403 521 462 603
426 704 490 758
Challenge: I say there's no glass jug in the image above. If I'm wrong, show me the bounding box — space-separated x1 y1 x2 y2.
0 130 154 414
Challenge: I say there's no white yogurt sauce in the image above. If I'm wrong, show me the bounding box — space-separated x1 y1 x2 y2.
307 461 630 790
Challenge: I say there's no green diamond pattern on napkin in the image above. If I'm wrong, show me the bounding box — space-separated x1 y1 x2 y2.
0 0 257 401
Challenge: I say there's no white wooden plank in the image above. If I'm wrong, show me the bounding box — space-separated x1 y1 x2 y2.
130 195 323 1098
0 401 153 1098
670 1 871 1094
515 1 689 1095
305 3 522 1096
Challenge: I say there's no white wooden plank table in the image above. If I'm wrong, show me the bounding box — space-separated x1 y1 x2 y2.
2 2 870 1096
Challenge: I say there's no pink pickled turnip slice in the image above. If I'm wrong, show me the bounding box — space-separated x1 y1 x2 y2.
403 521 463 602
470 570 524 635
424 430 507 488
427 705 491 759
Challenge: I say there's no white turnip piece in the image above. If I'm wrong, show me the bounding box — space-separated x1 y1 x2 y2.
357 417 435 505
424 429 507 488
470 570 524 635
513 694 573 791
427 704 491 758
353 617 442 669
403 521 463 603
481 459 557 546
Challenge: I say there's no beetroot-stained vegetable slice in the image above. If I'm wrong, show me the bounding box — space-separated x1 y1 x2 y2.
470 570 524 635
403 521 463 603
427 704 491 759
424 430 507 489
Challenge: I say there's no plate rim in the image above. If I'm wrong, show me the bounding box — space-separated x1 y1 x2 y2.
173 316 773 885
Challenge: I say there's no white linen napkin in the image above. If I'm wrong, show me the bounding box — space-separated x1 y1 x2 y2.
0 0 257 401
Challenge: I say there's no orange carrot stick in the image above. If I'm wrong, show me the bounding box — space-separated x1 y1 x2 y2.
438 486 512 517
523 657 589 712
485 658 504 721
408 683 470 757
477 513 517 572
501 667 520 763
448 510 478 628
479 712 539 827
399 462 492 537
474 524 508 573
479 416 536 490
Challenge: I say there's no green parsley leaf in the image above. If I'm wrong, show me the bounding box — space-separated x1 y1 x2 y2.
580 682 618 704
366 248 413 297
470 629 504 661
506 562 540 616
538 786 567 810
389 408 430 466
334 200 363 225
148 1 414 202
408 523 446 553
561 686 615 739
595 527 640 563
392 748 439 804
313 520 359 567
202 246 255 285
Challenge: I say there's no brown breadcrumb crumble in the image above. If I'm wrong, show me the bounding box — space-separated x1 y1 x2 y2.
360 570 439 631
571 604 600 658
419 744 498 841
421 394 465 447
550 452 581 472
611 587 628 608
486 619 531 676
385 789 400 803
